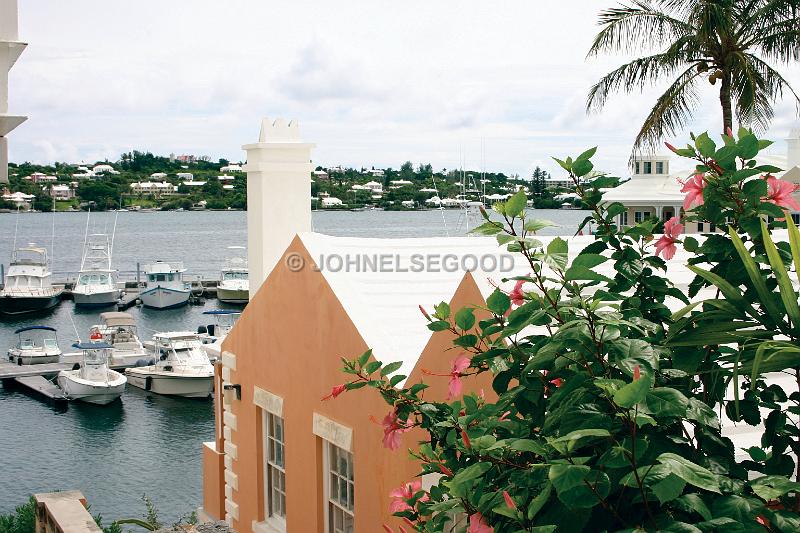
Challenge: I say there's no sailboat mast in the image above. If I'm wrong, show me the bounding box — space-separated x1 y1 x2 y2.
80 208 91 271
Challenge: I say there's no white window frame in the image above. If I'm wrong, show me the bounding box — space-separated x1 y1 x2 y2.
262 411 286 530
621 211 628 226
324 441 354 533
656 161 664 174
634 211 645 224
643 161 653 174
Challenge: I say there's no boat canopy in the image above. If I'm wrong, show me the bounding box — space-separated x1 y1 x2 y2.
14 325 57 334
203 310 241 315
72 342 113 350
100 312 136 327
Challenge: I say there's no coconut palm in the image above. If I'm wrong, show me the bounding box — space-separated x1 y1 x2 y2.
587 0 800 152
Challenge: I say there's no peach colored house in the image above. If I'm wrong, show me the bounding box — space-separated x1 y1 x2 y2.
200 233 539 532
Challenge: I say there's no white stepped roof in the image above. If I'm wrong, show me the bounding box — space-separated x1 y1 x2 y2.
602 173 686 204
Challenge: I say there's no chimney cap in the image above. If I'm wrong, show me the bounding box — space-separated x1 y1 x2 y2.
258 118 302 143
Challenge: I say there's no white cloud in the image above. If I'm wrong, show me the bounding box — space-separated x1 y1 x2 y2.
6 0 800 179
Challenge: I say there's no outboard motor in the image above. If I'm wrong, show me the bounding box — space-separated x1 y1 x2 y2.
197 325 208 334
207 324 216 337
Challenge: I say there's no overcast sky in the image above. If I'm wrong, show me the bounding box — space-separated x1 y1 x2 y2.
8 0 800 178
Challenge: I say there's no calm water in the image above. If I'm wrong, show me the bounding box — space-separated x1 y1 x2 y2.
0 208 587 523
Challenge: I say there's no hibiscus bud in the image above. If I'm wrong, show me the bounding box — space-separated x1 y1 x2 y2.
461 429 472 449
322 383 347 401
438 463 454 477
382 525 393 533
633 365 641 381
726 127 733 137
550 377 563 388
419 305 431 321
665 142 678 154
503 490 517 510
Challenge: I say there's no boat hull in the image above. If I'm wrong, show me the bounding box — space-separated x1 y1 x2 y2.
125 369 213 398
0 293 62 315
8 352 60 365
72 288 121 307
139 287 190 310
216 286 248 304
57 373 126 405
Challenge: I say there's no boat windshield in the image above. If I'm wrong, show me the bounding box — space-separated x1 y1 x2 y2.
84 349 108 365
148 273 179 282
78 273 111 285
43 339 59 349
223 272 248 281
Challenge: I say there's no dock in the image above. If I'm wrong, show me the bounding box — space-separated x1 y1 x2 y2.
12 376 68 405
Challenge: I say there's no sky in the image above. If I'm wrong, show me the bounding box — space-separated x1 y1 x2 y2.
7 0 800 178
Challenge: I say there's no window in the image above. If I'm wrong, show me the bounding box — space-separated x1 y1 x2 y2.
326 442 354 533
709 223 716 232
621 212 628 226
792 214 800 225
635 162 640 174
656 161 664 174
643 162 652 174
264 413 286 523
634 211 645 224
697 222 704 232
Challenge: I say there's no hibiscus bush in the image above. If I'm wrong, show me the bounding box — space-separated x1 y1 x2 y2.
329 129 800 532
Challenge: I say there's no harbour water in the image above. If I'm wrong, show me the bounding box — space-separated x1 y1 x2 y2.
0 208 588 523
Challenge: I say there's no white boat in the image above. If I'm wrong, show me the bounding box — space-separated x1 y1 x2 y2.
72 234 120 307
90 312 149 367
125 332 214 398
198 309 241 361
139 261 191 309
57 342 126 405
7 326 61 365
0 247 63 315
216 247 248 304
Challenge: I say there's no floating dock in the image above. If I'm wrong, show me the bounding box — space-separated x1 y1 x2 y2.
12 376 68 405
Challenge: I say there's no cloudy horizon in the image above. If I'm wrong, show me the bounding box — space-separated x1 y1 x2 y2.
8 0 800 178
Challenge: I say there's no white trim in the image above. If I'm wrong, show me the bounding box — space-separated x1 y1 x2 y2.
221 351 237 370
312 413 353 452
323 441 355 533
254 386 284 416
223 410 237 431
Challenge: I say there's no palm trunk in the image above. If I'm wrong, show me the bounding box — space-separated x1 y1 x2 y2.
720 72 733 135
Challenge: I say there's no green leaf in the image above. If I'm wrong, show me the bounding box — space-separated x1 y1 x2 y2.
572 158 594 177
571 253 607 270
486 289 511 315
760 219 800 332
525 219 557 233
729 227 784 327
448 462 492 498
750 475 800 501
357 349 372 367
656 453 720 493
454 308 476 331
652 473 687 504
550 429 611 454
737 133 759 159
527 483 552 520
380 361 403 376
645 387 689 418
505 190 528 218
695 132 716 158
545 237 569 271
364 360 382 375
613 372 654 408
576 147 597 161
434 302 450 319
786 215 800 287
674 494 712 520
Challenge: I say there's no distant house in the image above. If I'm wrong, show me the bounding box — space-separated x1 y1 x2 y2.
28 172 57 183
223 184 235 190
92 164 118 175
217 175 235 181
363 181 382 193
2 191 35 208
220 164 243 173
369 169 384 177
389 179 412 186
182 180 207 187
543 177 575 189
312 170 329 181
129 181 176 197
321 197 343 207
401 199 415 208
150 172 168 179
49 184 74 200
176 172 194 180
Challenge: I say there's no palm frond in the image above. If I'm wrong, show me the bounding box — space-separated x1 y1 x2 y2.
731 54 800 129
632 66 703 152
587 52 694 112
588 1 692 57
748 18 800 63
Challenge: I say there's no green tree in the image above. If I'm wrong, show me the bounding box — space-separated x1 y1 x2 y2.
530 166 547 198
400 161 415 182
587 0 800 150
77 181 120 210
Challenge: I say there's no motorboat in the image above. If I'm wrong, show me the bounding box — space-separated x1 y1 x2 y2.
216 246 248 304
8 326 61 365
89 312 149 367
125 332 214 398
198 309 241 361
57 342 126 405
72 234 120 307
139 261 191 309
0 246 63 315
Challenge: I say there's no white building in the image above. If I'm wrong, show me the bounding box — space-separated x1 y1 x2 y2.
27 172 57 183
176 172 194 180
220 164 243 173
312 170 329 180
369 169 385 177
321 197 344 207
182 180 207 187
0 0 26 184
217 175 235 181
49 184 74 200
92 164 118 175
2 190 33 207
129 181 176 197
150 172 168 179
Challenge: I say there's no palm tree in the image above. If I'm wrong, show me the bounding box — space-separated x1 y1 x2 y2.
587 0 800 152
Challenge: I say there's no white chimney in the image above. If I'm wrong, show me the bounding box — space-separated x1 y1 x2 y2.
0 0 27 184
243 118 314 297
788 127 800 170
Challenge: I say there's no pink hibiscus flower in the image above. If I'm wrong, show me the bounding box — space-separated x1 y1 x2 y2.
469 513 494 533
447 354 471 400
765 175 800 211
381 409 411 451
654 217 683 260
389 479 428 513
322 383 347 401
680 173 706 211
509 277 527 307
